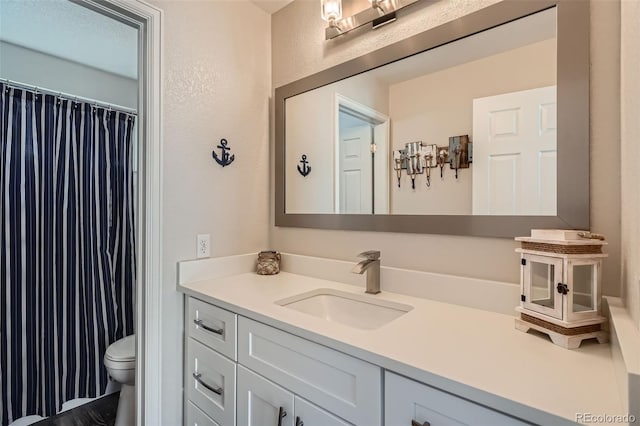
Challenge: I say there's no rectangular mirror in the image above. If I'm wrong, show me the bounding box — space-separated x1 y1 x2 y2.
275 0 589 237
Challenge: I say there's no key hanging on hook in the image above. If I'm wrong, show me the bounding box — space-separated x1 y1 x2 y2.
438 148 448 179
453 145 461 179
393 150 405 188
410 152 422 189
425 154 433 187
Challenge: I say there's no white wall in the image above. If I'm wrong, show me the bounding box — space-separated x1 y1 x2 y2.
285 72 388 213
620 0 640 328
0 41 137 109
272 0 622 295
150 1 271 424
389 39 555 214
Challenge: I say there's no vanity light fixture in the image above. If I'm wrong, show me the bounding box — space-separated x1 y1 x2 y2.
321 0 343 32
323 0 420 40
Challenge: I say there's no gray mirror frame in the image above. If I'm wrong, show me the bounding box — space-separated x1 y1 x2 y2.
275 0 589 238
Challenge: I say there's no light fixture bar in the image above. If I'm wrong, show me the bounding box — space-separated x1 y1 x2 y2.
372 11 397 29
325 0 420 40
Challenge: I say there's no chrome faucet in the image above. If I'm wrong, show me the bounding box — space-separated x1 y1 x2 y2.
351 251 381 294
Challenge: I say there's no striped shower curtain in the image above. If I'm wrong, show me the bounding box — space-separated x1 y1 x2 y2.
0 83 136 425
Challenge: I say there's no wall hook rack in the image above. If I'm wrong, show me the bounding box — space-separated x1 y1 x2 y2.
212 138 235 167
297 154 311 177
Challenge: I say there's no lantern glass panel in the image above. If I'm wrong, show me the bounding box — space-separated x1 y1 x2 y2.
572 264 596 313
530 261 556 310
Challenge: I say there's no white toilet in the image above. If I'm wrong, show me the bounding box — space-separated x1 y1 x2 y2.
104 334 136 426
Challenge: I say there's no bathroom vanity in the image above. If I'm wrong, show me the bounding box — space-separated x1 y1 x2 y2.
178 254 627 426
173 0 640 424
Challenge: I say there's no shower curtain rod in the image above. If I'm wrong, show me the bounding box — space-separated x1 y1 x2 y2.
0 78 138 116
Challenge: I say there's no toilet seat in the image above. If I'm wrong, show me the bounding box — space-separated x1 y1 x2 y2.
104 334 135 370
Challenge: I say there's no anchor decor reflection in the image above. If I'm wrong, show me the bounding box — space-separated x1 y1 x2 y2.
212 138 235 167
297 154 311 177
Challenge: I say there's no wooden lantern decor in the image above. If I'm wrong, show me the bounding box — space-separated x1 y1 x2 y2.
514 230 608 349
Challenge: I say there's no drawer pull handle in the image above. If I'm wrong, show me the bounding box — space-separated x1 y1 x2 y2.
412 421 430 426
193 318 224 336
277 407 287 426
296 416 304 426
192 372 223 396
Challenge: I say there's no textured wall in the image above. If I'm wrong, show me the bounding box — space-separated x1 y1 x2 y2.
590 0 621 298
271 0 622 294
151 1 271 424
620 0 640 328
0 41 137 109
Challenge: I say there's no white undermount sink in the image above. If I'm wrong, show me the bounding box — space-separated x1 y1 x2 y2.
275 288 413 330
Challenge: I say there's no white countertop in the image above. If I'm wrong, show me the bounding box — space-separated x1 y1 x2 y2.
179 271 624 426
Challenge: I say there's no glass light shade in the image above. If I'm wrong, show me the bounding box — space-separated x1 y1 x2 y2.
321 0 342 22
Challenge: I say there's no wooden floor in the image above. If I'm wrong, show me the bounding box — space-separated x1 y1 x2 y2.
33 393 119 426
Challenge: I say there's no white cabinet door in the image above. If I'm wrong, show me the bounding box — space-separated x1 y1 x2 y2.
522 254 564 320
294 397 353 426
385 372 528 426
472 86 557 215
185 401 221 426
186 338 236 426
237 365 294 426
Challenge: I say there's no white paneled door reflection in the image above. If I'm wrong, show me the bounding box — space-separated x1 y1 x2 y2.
472 85 557 215
339 125 373 214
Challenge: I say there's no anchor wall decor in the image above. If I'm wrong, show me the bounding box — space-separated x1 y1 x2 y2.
297 154 311 177
212 138 235 167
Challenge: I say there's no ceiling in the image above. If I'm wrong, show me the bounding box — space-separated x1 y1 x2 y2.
0 0 138 79
250 0 294 14
372 7 557 86
0 0 293 79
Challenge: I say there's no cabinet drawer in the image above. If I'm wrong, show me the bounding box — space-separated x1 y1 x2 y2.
238 317 382 426
295 397 353 426
185 401 220 426
186 338 236 426
187 297 237 360
385 372 528 426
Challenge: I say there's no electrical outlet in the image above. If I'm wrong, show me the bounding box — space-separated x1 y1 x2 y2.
197 234 210 258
